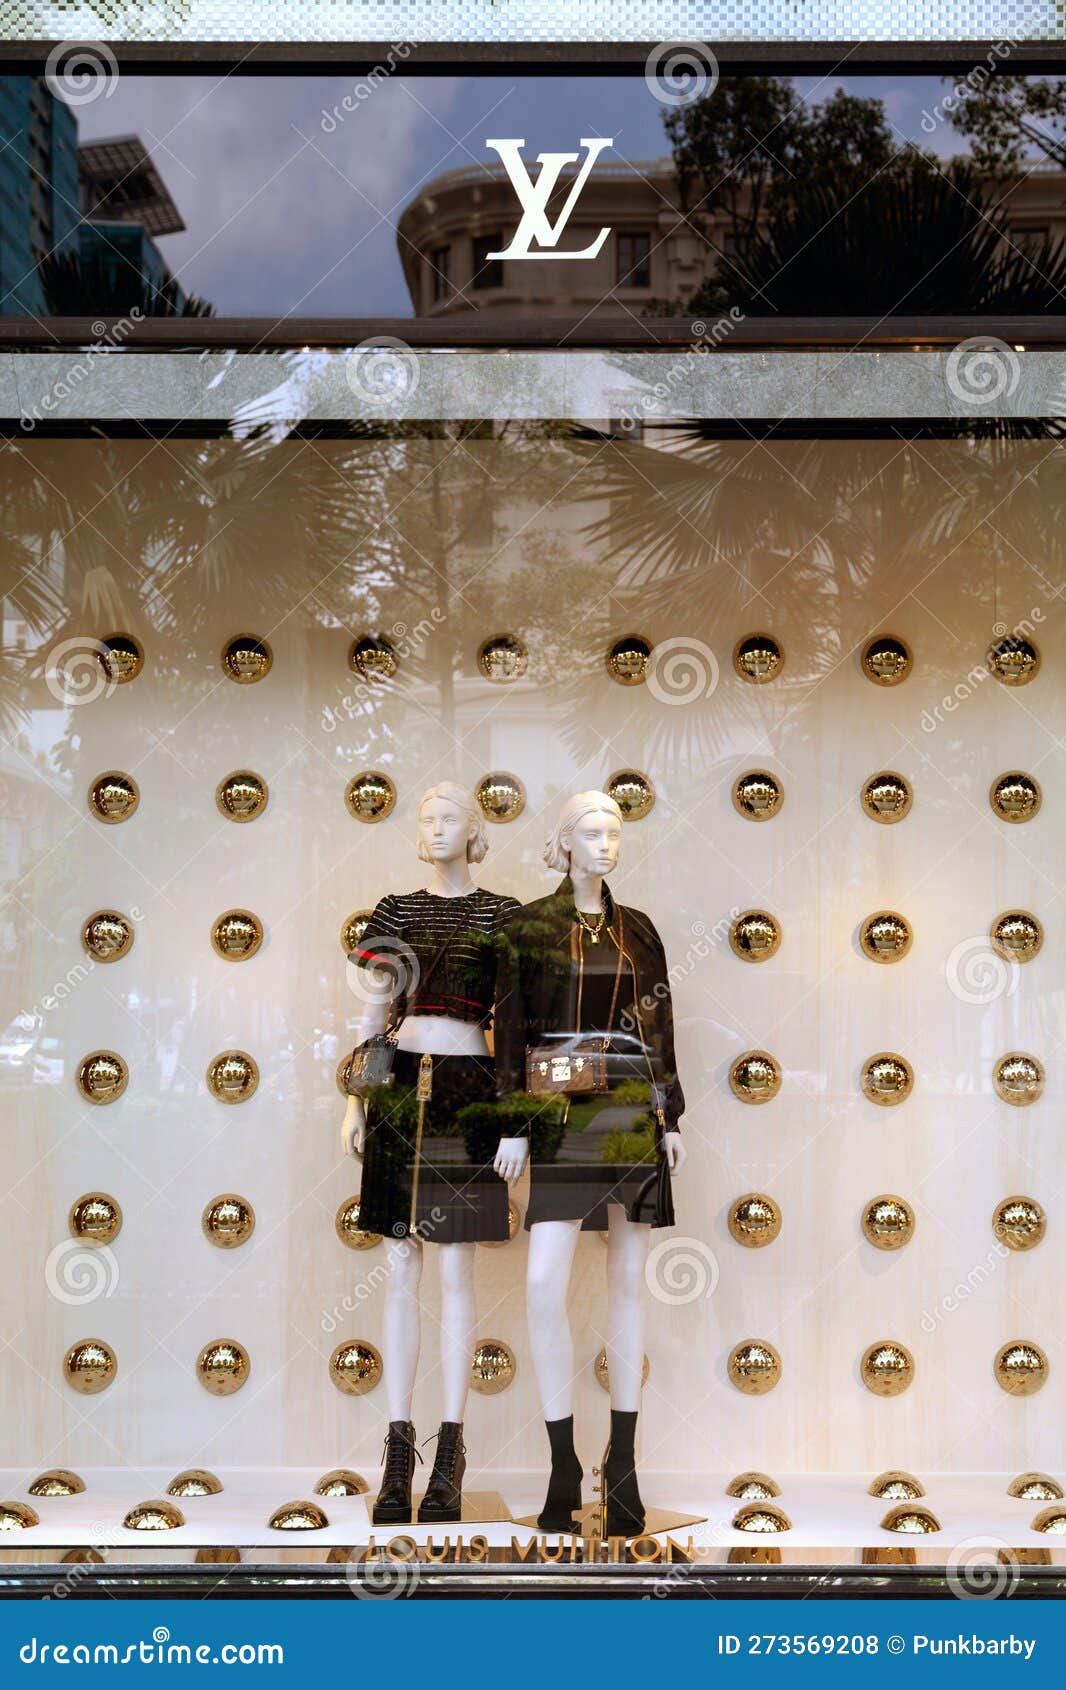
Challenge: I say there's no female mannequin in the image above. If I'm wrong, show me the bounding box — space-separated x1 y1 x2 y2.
339 782 526 1524
494 792 686 1537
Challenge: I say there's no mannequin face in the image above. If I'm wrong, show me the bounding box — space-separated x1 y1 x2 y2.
564 807 622 877
418 795 475 865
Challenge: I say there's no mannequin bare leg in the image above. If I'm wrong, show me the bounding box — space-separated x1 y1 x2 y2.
527 1218 583 1529
382 1236 423 1421
438 1242 477 1422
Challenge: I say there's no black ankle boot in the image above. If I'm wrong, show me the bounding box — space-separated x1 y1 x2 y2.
604 1409 644 1538
537 1414 583 1532
372 1420 420 1524
417 1422 467 1523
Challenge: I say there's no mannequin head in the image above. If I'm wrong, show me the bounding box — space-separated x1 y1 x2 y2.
417 782 488 865
544 790 623 877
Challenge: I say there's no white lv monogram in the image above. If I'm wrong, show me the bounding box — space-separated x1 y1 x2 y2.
484 137 614 260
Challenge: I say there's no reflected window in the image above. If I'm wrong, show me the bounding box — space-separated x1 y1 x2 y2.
616 230 651 288
430 244 451 303
472 233 503 291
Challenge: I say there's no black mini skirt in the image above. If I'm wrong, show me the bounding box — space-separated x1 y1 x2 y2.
358 1051 510 1243
524 1081 675 1231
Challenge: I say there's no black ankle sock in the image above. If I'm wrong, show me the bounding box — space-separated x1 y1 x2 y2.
608 1409 638 1465
545 1415 580 1470
538 1416 583 1530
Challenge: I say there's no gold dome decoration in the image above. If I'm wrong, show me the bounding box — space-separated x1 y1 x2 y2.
63 1547 105 1563
728 1546 781 1565
28 1470 85 1497
167 1470 223 1497
733 1502 791 1532
340 909 373 955
477 633 528 682
990 910 1042 964
726 1472 781 1500
202 1194 256 1249
349 634 398 682
269 1500 329 1531
215 770 269 823
729 910 781 963
987 636 1040 686
881 1505 940 1535
859 910 912 964
196 1339 250 1397
993 1053 1045 1106
1031 1507 1066 1534
196 1547 240 1564
1008 1473 1063 1501
605 634 652 685
344 770 396 823
994 1340 1048 1397
87 771 139 824
315 1470 369 1497
336 1055 354 1098
75 1051 128 1106
480 1200 521 1247
470 1339 517 1395
868 1471 925 1500
605 769 655 821
123 1500 185 1531
860 771 912 824
81 910 134 963
861 1053 914 1106
205 1050 258 1104
732 770 783 821
68 1192 122 1245
221 634 272 684
729 1050 782 1105
63 1338 117 1394
727 1340 782 1396
595 1348 650 1393
475 771 526 824
994 1196 1046 1253
861 1341 915 1397
0 1502 39 1530
733 633 784 684
861 634 912 686
99 632 144 685
990 771 1042 824
334 1198 382 1251
329 1340 382 1396
210 910 264 963
862 1195 915 1252
728 1193 781 1248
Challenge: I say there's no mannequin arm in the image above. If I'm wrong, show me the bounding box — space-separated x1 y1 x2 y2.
663 1129 686 1172
493 1137 529 1182
340 1093 366 1158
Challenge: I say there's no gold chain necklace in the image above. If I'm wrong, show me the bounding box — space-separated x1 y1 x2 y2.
575 903 607 943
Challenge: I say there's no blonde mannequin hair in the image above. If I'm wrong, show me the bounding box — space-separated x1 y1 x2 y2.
543 790 623 874
417 781 489 864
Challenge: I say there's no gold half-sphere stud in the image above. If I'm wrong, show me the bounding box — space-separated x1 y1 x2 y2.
349 634 398 682
605 634 652 685
729 910 781 963
329 1340 382 1396
862 1196 915 1251
477 633 528 681
470 1339 517 1395
0 1502 39 1530
990 771 1042 823
732 770 783 821
733 633 784 684
1032 1507 1066 1534
344 770 396 823
861 1341 915 1397
215 770 269 822
202 1195 256 1249
990 910 1043 963
861 1053 914 1106
606 769 655 821
861 634 912 685
340 909 373 954
881 1505 940 1534
859 910 912 963
475 771 526 824
480 1199 521 1247
595 1348 650 1393
99 632 144 685
196 1339 250 1396
210 910 264 962
268 1500 329 1531
205 1050 258 1104
1009 1473 1063 1501
334 1198 382 1251
68 1192 122 1244
63 1338 117 1394
994 1196 1046 1252
728 1193 782 1248
728 1340 782 1396
726 1472 781 1500
994 1341 1048 1397
860 771 912 824
76 1050 128 1105
733 1503 791 1532
81 910 134 963
987 636 1040 686
167 1470 223 1497
869 1471 925 1500
993 1052 1045 1106
221 635 272 684
315 1470 369 1497
87 771 139 824
729 1050 782 1104
28 1470 85 1497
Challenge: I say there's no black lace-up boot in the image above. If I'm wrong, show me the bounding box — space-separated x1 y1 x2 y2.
537 1414 583 1532
603 1409 645 1537
417 1422 467 1523
372 1420 420 1524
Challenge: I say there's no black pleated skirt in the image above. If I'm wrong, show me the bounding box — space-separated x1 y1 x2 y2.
524 1082 675 1232
358 1051 510 1243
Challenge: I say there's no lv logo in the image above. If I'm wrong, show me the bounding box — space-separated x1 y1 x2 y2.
484 137 614 260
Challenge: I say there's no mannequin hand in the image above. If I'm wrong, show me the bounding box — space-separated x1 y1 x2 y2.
340 1095 366 1160
493 1137 529 1182
663 1131 686 1172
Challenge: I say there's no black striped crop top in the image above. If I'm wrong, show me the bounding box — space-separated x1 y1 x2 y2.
351 888 521 1027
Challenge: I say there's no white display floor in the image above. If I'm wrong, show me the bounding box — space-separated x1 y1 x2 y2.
1 1470 1063 1563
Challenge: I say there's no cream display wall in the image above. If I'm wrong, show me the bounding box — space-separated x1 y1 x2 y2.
0 431 1062 1494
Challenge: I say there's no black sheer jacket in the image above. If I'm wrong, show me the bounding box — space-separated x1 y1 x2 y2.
494 877 685 1134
